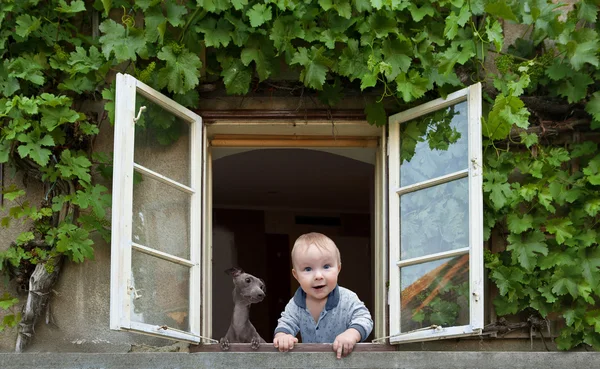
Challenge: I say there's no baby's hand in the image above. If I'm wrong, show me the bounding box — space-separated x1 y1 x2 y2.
332 328 361 359
273 332 298 352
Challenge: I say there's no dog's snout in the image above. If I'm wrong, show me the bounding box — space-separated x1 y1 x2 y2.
257 292 265 299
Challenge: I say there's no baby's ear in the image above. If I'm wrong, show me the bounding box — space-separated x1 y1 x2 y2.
225 267 244 277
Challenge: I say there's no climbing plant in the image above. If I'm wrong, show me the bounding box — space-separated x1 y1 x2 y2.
0 0 599 351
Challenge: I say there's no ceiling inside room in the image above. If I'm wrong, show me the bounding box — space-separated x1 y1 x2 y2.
212 148 375 213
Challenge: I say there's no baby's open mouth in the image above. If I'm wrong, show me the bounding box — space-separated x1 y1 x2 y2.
313 285 325 290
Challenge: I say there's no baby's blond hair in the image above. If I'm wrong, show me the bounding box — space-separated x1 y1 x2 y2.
291 232 341 268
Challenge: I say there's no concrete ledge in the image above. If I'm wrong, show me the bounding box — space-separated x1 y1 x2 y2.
1 351 599 369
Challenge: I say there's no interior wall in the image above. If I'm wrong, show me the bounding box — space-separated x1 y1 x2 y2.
211 148 375 342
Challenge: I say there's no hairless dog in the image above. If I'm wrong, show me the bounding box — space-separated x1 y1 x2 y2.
220 267 267 350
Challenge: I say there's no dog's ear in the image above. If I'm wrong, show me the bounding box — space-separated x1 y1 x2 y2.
225 267 244 277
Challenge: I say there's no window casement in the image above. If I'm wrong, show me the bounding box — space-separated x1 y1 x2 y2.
109 75 483 347
109 73 204 343
387 83 484 344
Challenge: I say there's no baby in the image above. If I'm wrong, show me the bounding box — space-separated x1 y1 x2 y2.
273 232 373 358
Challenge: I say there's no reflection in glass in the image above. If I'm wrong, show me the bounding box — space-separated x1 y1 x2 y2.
400 255 469 332
132 174 191 260
134 95 191 186
400 178 468 260
130 250 190 331
400 101 468 187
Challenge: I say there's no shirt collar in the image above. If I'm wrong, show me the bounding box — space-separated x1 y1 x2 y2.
293 285 340 311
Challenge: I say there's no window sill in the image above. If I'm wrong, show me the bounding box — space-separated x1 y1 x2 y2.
190 342 396 352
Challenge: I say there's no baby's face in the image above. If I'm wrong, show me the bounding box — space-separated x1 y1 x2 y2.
292 243 340 303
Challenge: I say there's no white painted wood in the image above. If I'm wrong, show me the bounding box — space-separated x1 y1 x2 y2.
110 73 137 330
387 84 483 344
189 114 203 339
110 73 203 343
374 126 387 339
131 242 195 267
128 321 200 343
387 113 401 339
389 324 481 344
396 247 469 268
396 169 468 196
201 126 213 342
467 83 484 330
388 86 469 125
133 163 195 194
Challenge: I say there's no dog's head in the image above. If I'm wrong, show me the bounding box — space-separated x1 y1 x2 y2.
225 267 266 304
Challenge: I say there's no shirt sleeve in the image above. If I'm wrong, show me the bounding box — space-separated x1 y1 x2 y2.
347 293 373 342
274 298 301 338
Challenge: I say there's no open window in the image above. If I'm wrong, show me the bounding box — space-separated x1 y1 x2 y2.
108 77 483 347
109 73 204 343
387 83 484 344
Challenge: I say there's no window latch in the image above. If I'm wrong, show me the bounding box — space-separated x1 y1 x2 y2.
133 106 147 123
129 285 143 300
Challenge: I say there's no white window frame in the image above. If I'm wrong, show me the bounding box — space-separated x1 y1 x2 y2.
109 73 203 343
387 83 484 344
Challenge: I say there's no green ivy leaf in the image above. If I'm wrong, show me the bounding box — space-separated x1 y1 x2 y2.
558 72 594 103
291 46 332 90
382 38 412 81
16 131 54 166
219 57 252 95
545 218 575 245
269 16 304 61
337 39 370 82
156 46 202 94
507 213 533 234
99 20 147 62
584 155 600 185
485 1 518 22
55 0 86 13
580 247 600 289
164 0 187 27
73 184 111 218
551 269 579 299
568 40 599 71
56 149 92 184
483 171 512 210
8 54 45 85
586 91 600 130
577 0 598 23
409 3 435 22
196 17 232 47
50 223 94 263
143 6 167 44
15 15 41 38
365 101 386 127
240 35 275 81
507 231 548 272
395 70 428 102
485 18 503 52
246 3 272 27
40 105 80 131
0 293 18 310
318 77 344 107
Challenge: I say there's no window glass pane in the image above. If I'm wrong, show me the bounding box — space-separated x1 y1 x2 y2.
400 101 468 187
400 178 468 260
130 250 190 331
132 174 191 260
134 95 191 186
400 255 469 333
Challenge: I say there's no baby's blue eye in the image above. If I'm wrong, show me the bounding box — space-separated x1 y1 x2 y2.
324 264 331 269
304 267 312 272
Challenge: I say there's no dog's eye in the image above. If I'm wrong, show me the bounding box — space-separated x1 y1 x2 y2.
245 278 251 283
